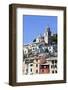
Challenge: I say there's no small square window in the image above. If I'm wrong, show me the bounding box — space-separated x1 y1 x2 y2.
55 65 57 68
42 69 44 72
52 70 54 73
55 70 57 73
33 48 34 50
30 64 33 66
51 65 54 68
52 60 54 64
36 59 38 62
51 65 53 68
30 68 32 72
36 70 38 73
36 64 38 67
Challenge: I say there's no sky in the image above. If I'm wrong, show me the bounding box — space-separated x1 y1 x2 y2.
23 15 57 45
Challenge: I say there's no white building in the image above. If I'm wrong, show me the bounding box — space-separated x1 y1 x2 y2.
23 63 28 75
46 57 57 74
48 44 57 54
24 47 28 55
27 63 34 75
48 45 54 53
28 63 40 75
36 37 40 43
23 61 40 75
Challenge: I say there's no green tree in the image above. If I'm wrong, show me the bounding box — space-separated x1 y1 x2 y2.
51 34 57 43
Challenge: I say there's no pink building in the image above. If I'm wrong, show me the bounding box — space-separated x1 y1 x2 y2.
39 65 50 74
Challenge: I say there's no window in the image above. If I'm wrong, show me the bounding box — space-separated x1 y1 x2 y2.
44 65 49 68
52 70 54 73
42 69 44 72
51 65 55 68
51 65 53 68
45 48 49 53
30 68 32 72
36 64 38 67
36 70 38 73
33 48 34 50
55 65 57 68
55 70 57 73
26 69 28 72
52 60 54 64
30 64 33 66
36 59 38 62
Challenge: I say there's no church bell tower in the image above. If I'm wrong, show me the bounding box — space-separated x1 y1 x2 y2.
44 26 51 44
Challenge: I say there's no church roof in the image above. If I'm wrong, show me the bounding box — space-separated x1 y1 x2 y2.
46 26 51 32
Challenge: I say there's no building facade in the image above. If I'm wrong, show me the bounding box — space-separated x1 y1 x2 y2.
23 26 57 75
